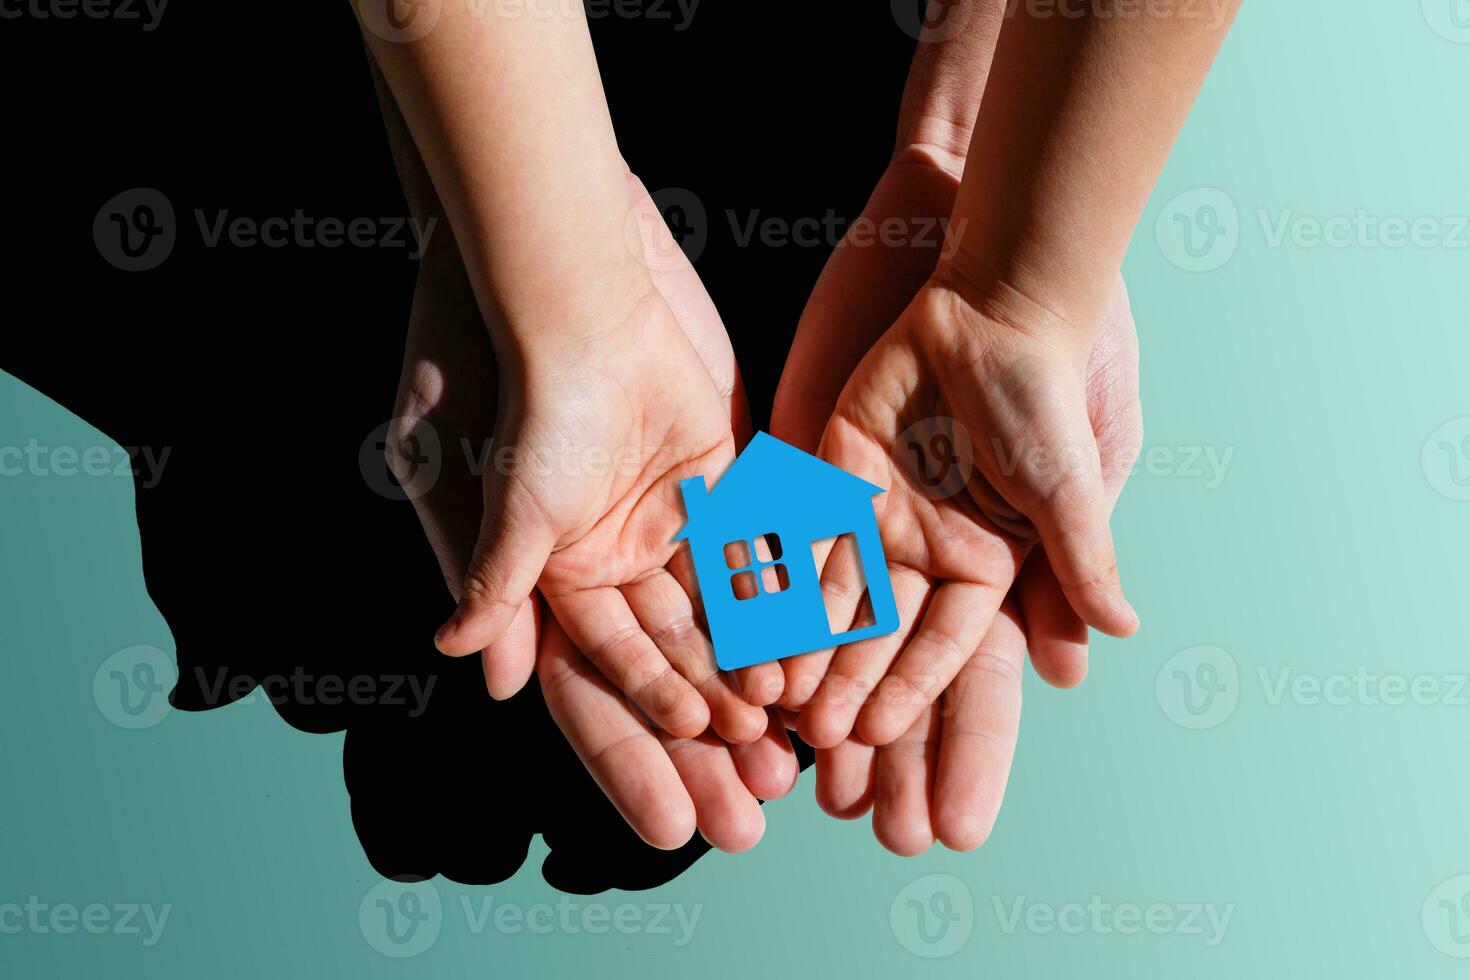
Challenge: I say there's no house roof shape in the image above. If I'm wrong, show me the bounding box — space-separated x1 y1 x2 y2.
674 431 884 540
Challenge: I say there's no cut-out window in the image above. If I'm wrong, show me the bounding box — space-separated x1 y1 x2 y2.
724 540 752 569
809 532 874 632
759 563 790 594
723 534 789 600
731 570 759 601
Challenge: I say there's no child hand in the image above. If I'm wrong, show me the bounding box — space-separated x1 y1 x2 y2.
387 170 794 849
428 176 774 747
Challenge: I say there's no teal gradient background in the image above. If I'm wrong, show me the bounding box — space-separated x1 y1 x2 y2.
5 1 1470 974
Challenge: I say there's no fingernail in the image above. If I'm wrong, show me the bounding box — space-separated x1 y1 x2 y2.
434 607 463 654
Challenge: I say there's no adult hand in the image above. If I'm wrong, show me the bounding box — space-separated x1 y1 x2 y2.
770 144 1140 852
792 269 1140 752
791 287 1141 853
784 0 1235 754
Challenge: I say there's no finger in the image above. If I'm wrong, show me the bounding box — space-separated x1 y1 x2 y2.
621 570 768 745
393 414 540 701
729 711 800 801
547 587 710 739
479 598 540 700
871 705 939 857
814 739 877 819
1028 431 1139 638
780 649 834 712
931 601 1027 852
857 579 1006 746
435 471 559 660
665 537 780 710
1015 550 1089 689
657 730 766 854
780 533 872 711
537 617 696 851
733 663 785 707
797 567 930 749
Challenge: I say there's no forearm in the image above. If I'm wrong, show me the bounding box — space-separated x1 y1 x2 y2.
893 0 1008 167
364 45 462 276
943 1 1240 337
353 3 650 364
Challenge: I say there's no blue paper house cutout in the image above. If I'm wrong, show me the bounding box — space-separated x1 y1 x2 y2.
674 432 900 671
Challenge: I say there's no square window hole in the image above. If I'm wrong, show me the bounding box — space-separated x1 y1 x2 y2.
754 532 783 562
724 540 752 569
731 570 759 601
759 563 790 594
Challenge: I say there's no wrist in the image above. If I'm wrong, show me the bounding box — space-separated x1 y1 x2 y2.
488 268 661 372
928 254 1100 364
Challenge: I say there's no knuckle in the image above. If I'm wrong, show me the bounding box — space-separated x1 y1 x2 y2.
631 659 697 725
1057 560 1120 594
877 672 930 711
915 627 969 671
952 720 1016 756
460 566 509 608
969 650 1024 687
647 617 706 657
821 577 863 608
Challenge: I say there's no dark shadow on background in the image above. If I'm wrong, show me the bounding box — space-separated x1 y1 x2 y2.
0 2 913 891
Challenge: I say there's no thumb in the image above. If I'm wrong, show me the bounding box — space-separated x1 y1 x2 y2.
1024 415 1139 639
434 472 559 666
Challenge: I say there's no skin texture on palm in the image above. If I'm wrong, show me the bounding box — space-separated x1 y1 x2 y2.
803 276 1141 746
813 285 1139 854
424 169 803 745
423 182 784 746
770 151 1140 853
384 153 797 852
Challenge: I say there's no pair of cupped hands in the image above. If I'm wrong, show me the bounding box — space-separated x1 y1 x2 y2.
389 146 1143 857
